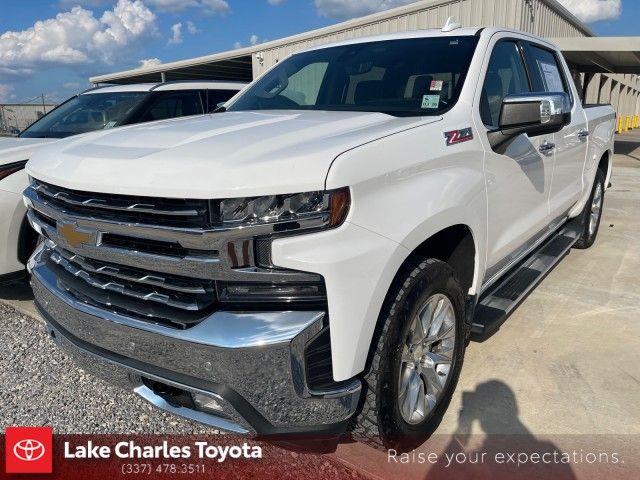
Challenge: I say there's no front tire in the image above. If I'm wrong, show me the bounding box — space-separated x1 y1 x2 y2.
350 258 466 452
574 169 605 249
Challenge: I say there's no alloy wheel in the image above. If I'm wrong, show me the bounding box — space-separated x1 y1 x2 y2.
589 182 603 237
398 293 456 425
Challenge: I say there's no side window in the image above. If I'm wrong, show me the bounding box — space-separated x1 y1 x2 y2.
137 91 203 123
525 45 568 95
480 41 531 128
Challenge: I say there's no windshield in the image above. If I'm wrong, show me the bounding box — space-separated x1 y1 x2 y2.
20 91 150 138
228 36 479 117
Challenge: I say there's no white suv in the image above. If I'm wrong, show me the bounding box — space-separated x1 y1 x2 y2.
0 81 246 282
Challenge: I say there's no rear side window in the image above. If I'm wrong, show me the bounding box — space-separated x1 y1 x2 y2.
137 91 203 122
526 45 568 94
480 41 531 128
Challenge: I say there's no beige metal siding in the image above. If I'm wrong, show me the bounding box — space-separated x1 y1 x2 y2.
252 0 586 77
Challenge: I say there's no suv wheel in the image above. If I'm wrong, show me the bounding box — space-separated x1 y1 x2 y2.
574 169 605 249
350 258 466 452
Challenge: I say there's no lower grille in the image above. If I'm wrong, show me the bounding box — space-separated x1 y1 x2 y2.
46 247 216 328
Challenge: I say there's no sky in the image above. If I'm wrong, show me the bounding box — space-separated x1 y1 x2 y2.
0 0 636 103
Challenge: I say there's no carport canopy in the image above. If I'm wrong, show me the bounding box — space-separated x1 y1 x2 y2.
550 37 640 74
89 36 640 85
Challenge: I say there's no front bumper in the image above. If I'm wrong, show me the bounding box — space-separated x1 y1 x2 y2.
30 256 361 436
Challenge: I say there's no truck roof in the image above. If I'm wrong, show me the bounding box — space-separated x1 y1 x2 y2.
81 80 248 95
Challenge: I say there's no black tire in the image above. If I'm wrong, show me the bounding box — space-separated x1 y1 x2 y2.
574 169 605 249
349 258 467 452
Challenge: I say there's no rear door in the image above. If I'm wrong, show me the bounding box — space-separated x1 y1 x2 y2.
477 38 555 283
523 43 588 218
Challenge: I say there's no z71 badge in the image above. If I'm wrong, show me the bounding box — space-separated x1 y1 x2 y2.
444 127 473 146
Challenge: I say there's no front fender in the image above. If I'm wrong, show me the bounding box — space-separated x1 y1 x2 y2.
273 124 488 380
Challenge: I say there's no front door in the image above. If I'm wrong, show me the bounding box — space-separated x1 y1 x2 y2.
477 39 555 283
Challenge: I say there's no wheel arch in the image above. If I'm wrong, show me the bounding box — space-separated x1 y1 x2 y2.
359 220 480 377
599 149 613 189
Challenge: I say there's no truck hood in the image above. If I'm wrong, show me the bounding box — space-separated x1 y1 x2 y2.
0 137 56 166
27 110 439 198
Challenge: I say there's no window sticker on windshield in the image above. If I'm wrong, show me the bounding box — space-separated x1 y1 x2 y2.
430 80 444 91
421 95 440 109
104 121 117 129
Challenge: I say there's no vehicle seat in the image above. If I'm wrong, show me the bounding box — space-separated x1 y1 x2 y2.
354 80 384 105
410 75 434 98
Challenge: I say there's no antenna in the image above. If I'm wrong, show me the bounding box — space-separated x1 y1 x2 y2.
442 16 462 33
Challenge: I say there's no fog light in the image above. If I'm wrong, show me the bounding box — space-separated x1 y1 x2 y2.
192 392 224 413
217 282 326 303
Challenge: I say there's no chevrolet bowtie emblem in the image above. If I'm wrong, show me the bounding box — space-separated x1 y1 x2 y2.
57 222 96 248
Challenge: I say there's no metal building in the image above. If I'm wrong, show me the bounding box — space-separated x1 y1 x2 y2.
90 0 640 131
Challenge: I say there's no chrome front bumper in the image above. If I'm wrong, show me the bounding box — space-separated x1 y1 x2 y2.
30 255 361 436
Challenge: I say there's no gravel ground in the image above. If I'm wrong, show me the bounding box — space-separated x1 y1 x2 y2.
0 301 210 434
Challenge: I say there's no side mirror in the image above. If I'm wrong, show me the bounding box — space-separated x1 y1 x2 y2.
489 93 571 149
501 92 571 133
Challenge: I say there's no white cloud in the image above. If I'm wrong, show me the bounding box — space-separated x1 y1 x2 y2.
168 22 183 44
0 83 14 102
0 0 158 74
314 0 417 19
63 81 81 89
268 0 285 5
60 0 230 15
235 34 262 49
557 0 621 23
144 0 199 11
138 57 162 68
186 21 199 34
201 0 231 14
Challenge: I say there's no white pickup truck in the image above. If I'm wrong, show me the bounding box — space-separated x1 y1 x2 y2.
0 81 246 283
24 24 614 451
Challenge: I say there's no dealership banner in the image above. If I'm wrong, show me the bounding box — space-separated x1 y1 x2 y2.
2 432 638 479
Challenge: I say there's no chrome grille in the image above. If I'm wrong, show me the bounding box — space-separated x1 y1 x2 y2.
33 180 212 228
46 247 216 328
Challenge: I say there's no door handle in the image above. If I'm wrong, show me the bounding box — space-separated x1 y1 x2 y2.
578 129 589 139
539 141 555 153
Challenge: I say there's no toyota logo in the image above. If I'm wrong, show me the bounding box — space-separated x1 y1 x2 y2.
13 439 46 462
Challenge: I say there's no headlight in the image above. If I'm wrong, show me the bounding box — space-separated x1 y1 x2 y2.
0 160 28 181
219 187 350 230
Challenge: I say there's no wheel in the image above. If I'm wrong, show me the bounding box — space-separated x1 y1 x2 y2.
350 258 466 452
574 169 605 249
